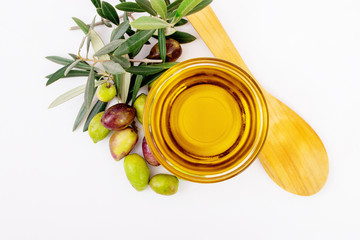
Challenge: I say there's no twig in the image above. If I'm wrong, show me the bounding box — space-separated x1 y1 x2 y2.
70 13 134 31
129 59 163 63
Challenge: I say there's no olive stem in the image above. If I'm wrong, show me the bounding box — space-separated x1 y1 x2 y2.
70 13 134 31
129 59 163 63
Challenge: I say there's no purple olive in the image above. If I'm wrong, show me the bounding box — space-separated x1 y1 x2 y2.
101 103 135 130
147 39 182 62
142 137 160 166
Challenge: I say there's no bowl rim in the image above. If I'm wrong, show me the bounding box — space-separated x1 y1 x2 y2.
143 57 269 183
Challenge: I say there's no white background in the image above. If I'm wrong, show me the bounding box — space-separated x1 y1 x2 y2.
1 0 359 239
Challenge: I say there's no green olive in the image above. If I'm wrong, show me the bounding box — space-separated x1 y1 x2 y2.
133 94 147 124
124 154 150 191
149 174 179 196
88 112 111 143
97 83 116 102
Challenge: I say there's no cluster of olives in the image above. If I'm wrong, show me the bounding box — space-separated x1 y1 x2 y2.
86 39 183 195
88 86 178 196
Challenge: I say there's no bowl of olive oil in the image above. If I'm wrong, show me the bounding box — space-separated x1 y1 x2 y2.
143 58 268 183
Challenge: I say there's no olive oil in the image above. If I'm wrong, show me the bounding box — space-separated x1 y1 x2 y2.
143 58 268 183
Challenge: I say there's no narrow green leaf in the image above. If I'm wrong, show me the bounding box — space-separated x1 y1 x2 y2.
102 60 125 74
73 102 88 131
111 56 131 69
175 18 188 26
165 0 170 5
135 0 157 15
158 28 166 62
130 16 170 30
129 45 143 58
94 39 124 57
143 70 166 86
148 62 178 68
115 2 145 12
46 56 91 71
126 27 136 36
168 31 196 43
153 26 176 36
113 29 155 56
64 59 81 76
84 66 96 109
150 0 167 19
89 30 111 61
126 66 165 75
96 8 107 19
91 0 101 8
46 65 69 86
167 0 183 13
113 74 122 98
121 72 132 102
132 75 143 104
101 1 120 25
83 100 108 132
187 0 213 16
110 21 130 41
46 70 97 79
173 0 202 24
72 17 89 34
48 80 106 109
102 18 112 27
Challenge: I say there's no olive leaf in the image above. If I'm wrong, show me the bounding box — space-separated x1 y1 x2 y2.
89 29 110 61
96 8 107 19
143 70 166 86
173 0 202 24
72 17 89 34
130 16 170 30
129 45 143 58
150 0 167 20
48 79 107 109
46 65 70 86
110 21 130 41
113 74 122 98
158 28 166 62
135 0 157 15
132 74 143 104
113 29 155 56
101 1 120 25
126 62 177 75
187 0 213 16
102 18 112 27
175 18 188 26
45 56 92 70
153 27 176 36
46 70 94 79
167 0 183 13
115 2 145 12
83 100 108 132
168 31 196 43
94 39 124 57
111 56 131 69
73 102 88 131
64 59 81 76
102 60 125 74
84 66 96 110
91 0 101 8
121 72 132 102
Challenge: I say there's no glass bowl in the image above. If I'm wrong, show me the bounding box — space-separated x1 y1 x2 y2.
143 58 268 183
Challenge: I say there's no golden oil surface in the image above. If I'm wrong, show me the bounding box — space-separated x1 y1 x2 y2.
144 58 268 183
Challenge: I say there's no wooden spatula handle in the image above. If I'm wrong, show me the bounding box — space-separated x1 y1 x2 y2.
187 7 252 76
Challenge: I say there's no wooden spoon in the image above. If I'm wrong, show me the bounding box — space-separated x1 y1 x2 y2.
188 6 329 196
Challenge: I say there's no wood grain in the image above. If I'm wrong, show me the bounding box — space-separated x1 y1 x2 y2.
188 6 329 196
